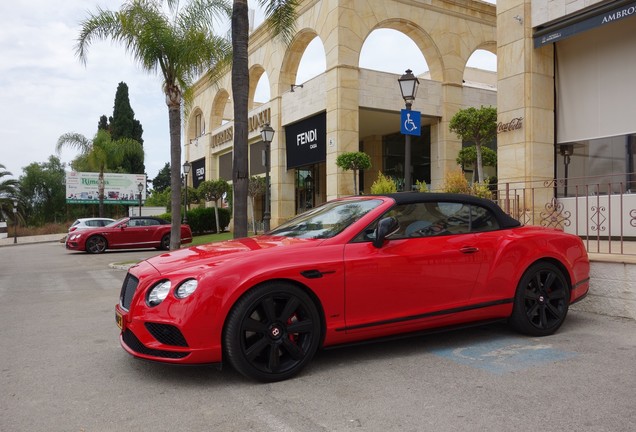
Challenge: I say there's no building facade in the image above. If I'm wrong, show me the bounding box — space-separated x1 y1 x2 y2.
185 0 497 227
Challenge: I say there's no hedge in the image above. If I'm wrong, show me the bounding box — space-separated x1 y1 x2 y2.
156 207 231 235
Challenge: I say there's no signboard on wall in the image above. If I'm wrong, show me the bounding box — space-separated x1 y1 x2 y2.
191 158 206 188
65 171 146 204
285 112 327 169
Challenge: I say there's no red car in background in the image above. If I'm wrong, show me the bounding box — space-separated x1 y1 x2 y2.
66 216 192 253
115 193 589 382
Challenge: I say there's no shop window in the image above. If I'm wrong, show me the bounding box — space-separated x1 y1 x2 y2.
382 128 431 191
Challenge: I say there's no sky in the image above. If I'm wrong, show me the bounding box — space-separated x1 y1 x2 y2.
0 0 496 183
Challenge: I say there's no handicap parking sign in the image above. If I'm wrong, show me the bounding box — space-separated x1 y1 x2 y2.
401 109 421 136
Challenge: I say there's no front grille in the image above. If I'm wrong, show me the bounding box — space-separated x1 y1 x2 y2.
122 329 189 359
120 273 139 310
145 322 189 347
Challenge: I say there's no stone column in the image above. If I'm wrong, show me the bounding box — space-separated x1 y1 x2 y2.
497 0 555 223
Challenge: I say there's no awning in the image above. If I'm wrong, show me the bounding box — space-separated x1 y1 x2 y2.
534 0 636 48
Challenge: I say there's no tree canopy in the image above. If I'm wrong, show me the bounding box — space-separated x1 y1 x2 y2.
449 106 497 183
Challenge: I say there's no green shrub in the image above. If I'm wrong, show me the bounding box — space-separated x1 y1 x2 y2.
156 207 231 234
370 172 397 194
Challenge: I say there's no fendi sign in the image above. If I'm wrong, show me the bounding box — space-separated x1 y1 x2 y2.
497 117 523 134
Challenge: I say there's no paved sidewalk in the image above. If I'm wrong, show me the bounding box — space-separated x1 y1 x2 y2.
0 233 65 247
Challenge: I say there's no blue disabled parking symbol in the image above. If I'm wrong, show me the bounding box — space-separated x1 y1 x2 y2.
431 333 577 374
401 109 421 136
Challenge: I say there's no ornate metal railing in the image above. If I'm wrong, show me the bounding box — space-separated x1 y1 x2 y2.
494 173 636 256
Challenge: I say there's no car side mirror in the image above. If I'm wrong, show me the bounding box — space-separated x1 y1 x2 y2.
373 217 399 248
120 224 127 229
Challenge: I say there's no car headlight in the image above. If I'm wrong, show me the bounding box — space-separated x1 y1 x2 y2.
147 280 171 307
175 279 198 299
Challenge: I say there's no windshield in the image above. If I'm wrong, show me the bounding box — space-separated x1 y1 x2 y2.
269 199 383 239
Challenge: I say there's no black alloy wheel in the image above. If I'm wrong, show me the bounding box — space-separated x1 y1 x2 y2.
510 262 570 336
224 282 321 382
85 235 107 254
160 234 170 250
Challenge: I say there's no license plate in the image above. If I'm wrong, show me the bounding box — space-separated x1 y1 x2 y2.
115 311 123 330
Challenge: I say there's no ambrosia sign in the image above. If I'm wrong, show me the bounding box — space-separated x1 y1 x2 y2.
497 117 523 134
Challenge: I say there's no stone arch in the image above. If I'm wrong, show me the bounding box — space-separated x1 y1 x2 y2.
368 19 444 82
210 89 230 129
248 64 266 111
186 107 204 142
279 28 322 90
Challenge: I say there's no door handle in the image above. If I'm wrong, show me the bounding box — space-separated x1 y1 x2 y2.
460 246 479 254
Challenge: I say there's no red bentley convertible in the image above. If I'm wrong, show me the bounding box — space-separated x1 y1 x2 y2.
115 193 589 382
66 216 192 253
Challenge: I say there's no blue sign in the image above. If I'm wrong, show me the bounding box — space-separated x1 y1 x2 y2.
400 109 421 136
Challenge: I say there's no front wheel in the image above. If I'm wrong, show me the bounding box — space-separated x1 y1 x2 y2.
509 262 570 336
159 234 170 250
85 235 107 254
224 282 322 382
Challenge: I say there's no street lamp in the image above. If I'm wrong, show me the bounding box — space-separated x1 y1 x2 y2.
12 199 17 244
260 123 275 232
137 182 143 217
182 161 191 223
559 144 574 197
398 69 419 191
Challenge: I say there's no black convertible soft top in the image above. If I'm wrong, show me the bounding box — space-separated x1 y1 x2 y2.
380 192 522 229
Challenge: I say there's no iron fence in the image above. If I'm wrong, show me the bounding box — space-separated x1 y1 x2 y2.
493 173 636 256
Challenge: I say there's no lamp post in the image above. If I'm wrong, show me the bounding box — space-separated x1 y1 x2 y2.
137 182 143 217
182 161 191 223
398 69 419 191
559 144 574 197
260 123 275 232
13 199 18 244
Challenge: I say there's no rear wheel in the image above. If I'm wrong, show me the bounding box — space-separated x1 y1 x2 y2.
85 235 107 254
224 282 321 382
509 262 570 336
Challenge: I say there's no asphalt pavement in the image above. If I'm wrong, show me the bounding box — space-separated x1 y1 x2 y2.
1 241 635 431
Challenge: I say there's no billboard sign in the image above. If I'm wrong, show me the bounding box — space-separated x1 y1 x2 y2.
65 172 146 205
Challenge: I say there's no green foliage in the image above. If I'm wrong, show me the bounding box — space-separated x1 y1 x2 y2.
145 187 171 208
456 146 497 168
157 207 231 235
199 179 230 202
442 168 493 199
151 163 171 193
415 180 429 192
248 176 265 198
336 151 372 195
0 163 20 222
18 156 67 225
370 172 397 194
335 152 372 171
110 82 145 174
449 106 497 183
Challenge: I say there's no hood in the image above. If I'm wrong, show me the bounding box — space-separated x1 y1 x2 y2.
143 235 318 275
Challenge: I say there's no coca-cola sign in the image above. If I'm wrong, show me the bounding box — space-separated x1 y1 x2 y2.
497 117 523 134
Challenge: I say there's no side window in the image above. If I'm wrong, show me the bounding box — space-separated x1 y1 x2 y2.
351 201 501 243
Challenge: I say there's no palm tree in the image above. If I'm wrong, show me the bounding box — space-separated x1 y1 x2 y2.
231 0 299 238
0 164 19 221
75 0 232 249
56 129 144 217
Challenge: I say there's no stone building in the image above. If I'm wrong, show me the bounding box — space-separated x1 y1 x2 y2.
185 0 497 227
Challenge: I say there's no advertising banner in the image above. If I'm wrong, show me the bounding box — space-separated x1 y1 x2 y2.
65 172 146 205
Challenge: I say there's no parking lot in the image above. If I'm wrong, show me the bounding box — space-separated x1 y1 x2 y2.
1 241 635 431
